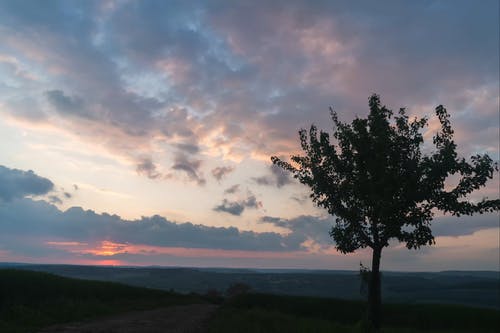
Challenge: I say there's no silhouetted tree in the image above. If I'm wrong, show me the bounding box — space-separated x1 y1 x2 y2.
271 94 499 331
359 262 370 298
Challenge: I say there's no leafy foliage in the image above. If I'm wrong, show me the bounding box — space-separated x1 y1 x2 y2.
272 94 499 253
272 94 499 330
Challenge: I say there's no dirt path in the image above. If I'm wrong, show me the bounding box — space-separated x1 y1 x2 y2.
38 304 218 333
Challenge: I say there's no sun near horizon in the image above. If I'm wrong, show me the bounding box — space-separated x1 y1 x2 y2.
0 0 498 271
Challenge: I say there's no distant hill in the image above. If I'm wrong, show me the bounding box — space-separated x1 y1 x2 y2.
2 263 498 309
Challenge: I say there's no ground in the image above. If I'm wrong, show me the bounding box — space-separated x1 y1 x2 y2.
38 304 218 333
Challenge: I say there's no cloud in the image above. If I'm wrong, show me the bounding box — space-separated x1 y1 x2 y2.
212 166 235 181
0 165 54 201
431 214 500 237
213 199 245 216
253 164 293 188
243 195 262 210
136 157 161 179
252 176 272 186
174 143 200 154
172 153 206 185
0 0 497 183
261 215 334 246
0 197 497 268
0 1 497 269
2 97 47 122
213 193 262 216
261 212 500 249
45 89 85 117
290 193 309 205
271 164 293 187
224 184 240 194
0 198 300 253
48 195 62 205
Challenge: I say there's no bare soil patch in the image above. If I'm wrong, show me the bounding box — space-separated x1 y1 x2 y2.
38 304 218 333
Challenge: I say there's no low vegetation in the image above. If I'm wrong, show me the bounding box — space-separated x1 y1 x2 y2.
0 269 203 333
1 269 498 332
209 293 500 333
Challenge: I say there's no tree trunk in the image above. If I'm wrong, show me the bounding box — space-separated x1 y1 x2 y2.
367 246 382 331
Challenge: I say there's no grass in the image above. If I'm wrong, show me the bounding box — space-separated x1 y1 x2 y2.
209 307 353 333
208 293 500 333
1 269 498 333
0 269 204 333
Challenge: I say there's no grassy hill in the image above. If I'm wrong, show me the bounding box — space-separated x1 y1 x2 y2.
209 293 500 333
0 269 204 333
1 268 498 332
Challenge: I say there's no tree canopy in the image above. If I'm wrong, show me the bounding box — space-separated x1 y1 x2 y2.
272 94 499 254
271 94 499 330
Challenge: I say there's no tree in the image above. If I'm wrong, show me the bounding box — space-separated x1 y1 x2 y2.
271 94 499 330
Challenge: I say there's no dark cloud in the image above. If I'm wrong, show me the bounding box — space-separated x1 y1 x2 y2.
136 157 161 179
45 90 85 116
290 193 309 205
48 195 62 205
0 0 94 34
261 215 334 246
431 214 500 237
261 212 500 246
212 166 235 181
253 164 293 188
0 0 497 181
260 216 282 224
172 153 206 185
0 197 497 268
271 164 293 187
174 143 200 154
224 184 240 194
0 198 299 252
243 195 262 210
63 192 72 199
0 165 54 201
213 199 245 216
3 97 47 122
214 193 262 216
252 176 272 186
136 145 207 184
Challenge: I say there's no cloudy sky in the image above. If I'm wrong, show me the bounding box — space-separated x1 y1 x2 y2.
0 0 498 271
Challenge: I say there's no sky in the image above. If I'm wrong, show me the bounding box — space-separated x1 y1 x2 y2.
0 0 498 271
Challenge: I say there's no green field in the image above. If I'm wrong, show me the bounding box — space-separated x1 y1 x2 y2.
0 269 204 333
1 269 498 333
